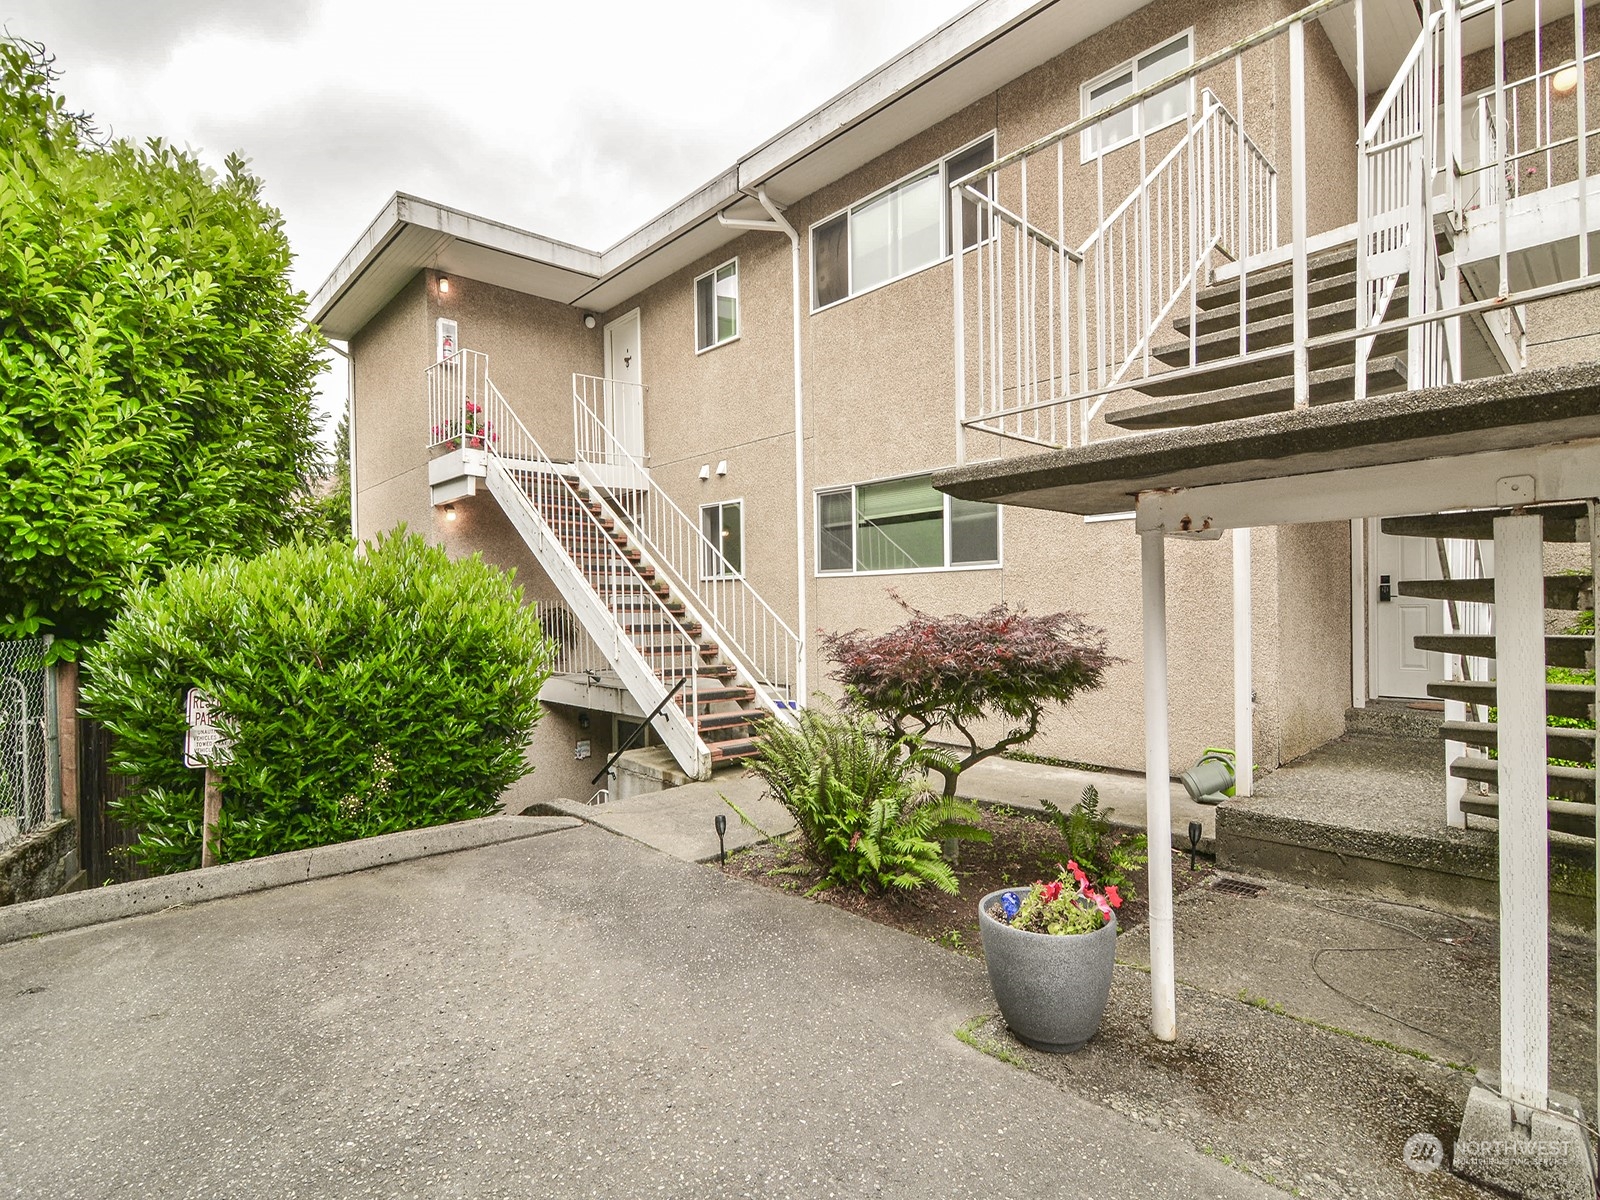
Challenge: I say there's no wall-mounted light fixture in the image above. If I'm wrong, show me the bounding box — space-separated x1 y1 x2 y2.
715 460 728 477
583 313 598 330
1553 61 1580 97
443 505 457 522
698 464 711 481
438 277 451 295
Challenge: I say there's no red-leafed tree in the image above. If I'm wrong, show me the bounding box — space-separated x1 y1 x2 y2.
823 594 1118 799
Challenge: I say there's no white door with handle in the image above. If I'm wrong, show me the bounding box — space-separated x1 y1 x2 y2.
602 310 644 463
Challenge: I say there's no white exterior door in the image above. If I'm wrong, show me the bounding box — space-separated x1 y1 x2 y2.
602 310 644 462
1374 527 1445 699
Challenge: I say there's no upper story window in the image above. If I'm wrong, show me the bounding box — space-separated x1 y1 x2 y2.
811 134 996 312
816 472 1000 575
1080 32 1193 161
695 259 739 352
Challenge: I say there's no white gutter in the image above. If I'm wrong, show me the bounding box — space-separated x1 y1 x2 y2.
717 187 808 703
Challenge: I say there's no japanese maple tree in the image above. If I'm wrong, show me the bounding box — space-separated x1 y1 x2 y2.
824 594 1117 798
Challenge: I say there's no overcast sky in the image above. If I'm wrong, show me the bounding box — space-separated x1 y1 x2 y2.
2 0 972 438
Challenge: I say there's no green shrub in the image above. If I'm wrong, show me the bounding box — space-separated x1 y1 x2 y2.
1039 784 1148 899
747 707 989 895
81 530 551 872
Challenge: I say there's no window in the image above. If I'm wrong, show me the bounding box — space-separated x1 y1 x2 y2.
700 500 743 579
695 259 739 352
816 474 1000 574
811 135 995 310
1080 32 1193 161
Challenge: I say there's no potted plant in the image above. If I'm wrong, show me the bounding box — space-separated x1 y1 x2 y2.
977 860 1122 1053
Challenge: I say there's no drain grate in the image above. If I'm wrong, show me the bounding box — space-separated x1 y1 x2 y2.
1211 877 1267 898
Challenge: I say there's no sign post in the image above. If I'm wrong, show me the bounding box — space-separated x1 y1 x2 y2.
184 688 235 868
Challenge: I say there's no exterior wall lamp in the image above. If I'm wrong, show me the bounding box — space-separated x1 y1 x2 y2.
583 313 598 329
1553 62 1579 97
443 505 456 521
438 277 450 295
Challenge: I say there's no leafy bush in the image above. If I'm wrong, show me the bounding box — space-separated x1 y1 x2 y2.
1039 785 1148 899
81 531 551 873
746 708 989 895
825 593 1117 798
0 38 325 657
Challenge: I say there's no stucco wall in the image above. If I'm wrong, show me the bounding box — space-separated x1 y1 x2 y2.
349 0 1369 775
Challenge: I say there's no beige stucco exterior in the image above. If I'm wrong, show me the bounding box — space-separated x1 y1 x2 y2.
341 0 1541 800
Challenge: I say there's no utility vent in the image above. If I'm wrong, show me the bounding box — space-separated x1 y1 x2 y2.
1211 878 1267 898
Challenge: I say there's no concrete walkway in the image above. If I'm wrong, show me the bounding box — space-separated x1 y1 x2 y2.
534 769 797 864
1 826 1273 1200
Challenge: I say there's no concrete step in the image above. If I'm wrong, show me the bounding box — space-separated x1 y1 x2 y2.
1196 242 1359 310
1345 700 1444 740
623 620 703 637
1397 574 1592 609
1110 357 1408 430
1130 324 1407 397
1175 272 1397 338
1450 755 1595 803
1454 787 1596 837
1428 679 1595 721
1379 503 1592 543
1413 633 1593 668
1441 720 1596 764
1153 297 1396 367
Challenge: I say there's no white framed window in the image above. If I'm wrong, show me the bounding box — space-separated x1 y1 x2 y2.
811 133 996 311
815 473 1000 575
694 259 739 352
700 499 744 579
1080 31 1194 161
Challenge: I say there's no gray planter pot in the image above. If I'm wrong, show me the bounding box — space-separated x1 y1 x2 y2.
977 887 1117 1053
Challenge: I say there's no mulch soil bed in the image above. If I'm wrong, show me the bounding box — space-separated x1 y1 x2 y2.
719 803 1212 956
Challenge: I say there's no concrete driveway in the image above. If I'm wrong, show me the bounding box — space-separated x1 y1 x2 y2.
1 824 1274 1199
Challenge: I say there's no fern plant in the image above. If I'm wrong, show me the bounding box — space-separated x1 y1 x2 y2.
1039 784 1148 899
747 707 989 895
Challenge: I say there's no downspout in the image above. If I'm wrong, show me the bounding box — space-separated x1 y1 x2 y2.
717 187 807 703
326 341 357 541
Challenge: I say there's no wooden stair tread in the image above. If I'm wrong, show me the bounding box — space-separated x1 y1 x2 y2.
1397 575 1591 609
1412 633 1592 668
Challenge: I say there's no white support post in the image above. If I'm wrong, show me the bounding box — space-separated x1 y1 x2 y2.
1350 518 1368 708
1289 19 1310 408
1232 527 1254 798
1492 512 1549 1112
1142 530 1177 1043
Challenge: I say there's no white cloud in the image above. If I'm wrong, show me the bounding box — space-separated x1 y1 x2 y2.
2 0 973 435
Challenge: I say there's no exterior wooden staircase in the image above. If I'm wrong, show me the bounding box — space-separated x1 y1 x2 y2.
534 483 764 768
1380 503 1596 839
426 349 796 780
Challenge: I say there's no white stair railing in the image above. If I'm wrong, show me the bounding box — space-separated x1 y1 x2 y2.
952 87 1275 451
427 350 714 779
572 373 801 719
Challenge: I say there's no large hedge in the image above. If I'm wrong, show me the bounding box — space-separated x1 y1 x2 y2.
81 532 552 873
0 38 324 658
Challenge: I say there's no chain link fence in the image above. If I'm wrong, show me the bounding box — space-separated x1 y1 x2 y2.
0 637 59 850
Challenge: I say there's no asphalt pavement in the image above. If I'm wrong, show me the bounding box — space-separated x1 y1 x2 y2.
0 823 1275 1199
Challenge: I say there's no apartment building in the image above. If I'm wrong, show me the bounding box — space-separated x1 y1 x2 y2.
312 0 1402 802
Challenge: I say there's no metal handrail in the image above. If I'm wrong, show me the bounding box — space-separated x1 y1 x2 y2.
572 373 801 716
426 350 713 778
591 677 688 787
